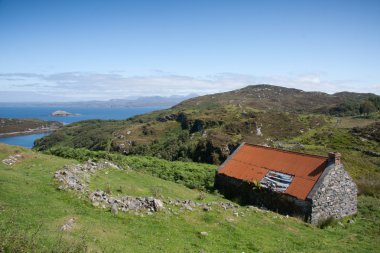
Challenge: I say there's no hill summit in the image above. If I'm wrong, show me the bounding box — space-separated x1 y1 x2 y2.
35 84 379 165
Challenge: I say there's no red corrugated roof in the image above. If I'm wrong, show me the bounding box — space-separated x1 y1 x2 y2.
218 143 328 200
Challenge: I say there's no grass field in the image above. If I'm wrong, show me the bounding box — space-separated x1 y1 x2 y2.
1 144 380 252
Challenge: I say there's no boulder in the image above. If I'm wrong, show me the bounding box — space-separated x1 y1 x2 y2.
153 199 164 211
111 203 118 214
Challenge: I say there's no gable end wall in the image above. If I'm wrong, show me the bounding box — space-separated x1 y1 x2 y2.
309 164 357 224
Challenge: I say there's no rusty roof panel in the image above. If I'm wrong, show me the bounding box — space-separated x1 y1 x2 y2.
218 143 329 200
220 159 267 182
285 177 316 200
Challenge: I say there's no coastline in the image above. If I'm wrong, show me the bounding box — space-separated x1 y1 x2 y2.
0 127 58 138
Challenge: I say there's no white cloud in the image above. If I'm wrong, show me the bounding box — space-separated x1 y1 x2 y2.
0 71 378 102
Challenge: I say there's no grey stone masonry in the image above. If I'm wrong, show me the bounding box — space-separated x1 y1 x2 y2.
309 163 357 224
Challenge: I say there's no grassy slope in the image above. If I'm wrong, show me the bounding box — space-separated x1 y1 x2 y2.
33 85 379 165
1 144 380 252
89 168 220 202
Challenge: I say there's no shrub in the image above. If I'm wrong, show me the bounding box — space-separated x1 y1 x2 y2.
197 191 206 200
150 187 163 198
46 147 217 191
317 216 337 229
105 183 112 194
356 173 380 198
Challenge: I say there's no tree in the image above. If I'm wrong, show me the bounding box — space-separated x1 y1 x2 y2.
359 101 377 115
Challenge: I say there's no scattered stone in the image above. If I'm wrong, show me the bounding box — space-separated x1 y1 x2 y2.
363 150 380 157
233 212 239 217
57 185 65 191
111 203 118 214
54 160 121 193
55 161 165 214
60 218 75 231
182 204 193 211
2 154 23 166
153 199 164 211
226 217 234 223
256 126 263 136
55 161 247 216
199 231 208 237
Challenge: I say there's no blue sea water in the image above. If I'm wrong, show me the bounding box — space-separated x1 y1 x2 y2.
0 106 167 148
0 133 49 149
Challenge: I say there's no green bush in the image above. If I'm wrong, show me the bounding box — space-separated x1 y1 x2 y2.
47 147 216 190
317 216 337 229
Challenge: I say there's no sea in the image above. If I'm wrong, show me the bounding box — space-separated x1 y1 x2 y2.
0 106 167 148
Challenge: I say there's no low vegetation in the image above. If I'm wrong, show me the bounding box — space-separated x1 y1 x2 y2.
47 146 216 190
0 118 62 136
1 144 380 252
34 85 379 166
1 85 378 252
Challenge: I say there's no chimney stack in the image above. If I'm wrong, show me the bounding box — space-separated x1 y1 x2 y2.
328 152 341 165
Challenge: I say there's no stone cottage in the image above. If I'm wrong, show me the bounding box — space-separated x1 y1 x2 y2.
214 143 357 224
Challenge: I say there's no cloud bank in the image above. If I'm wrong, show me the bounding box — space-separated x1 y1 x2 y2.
0 72 378 102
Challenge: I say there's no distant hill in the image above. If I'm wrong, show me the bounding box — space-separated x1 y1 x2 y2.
35 84 380 165
0 94 197 108
175 85 378 115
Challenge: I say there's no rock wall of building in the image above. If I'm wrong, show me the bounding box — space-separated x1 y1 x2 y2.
310 164 357 224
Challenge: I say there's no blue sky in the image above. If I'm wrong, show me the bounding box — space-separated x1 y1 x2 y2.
0 0 379 102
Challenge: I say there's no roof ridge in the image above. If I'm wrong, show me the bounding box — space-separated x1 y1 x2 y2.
244 143 328 159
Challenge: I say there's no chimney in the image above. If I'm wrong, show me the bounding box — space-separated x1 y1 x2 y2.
328 152 341 165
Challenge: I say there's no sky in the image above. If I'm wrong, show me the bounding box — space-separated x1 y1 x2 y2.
0 0 379 102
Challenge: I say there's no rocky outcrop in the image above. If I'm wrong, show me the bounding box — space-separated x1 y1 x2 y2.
51 110 80 117
2 154 23 166
156 114 178 122
54 160 120 192
89 190 164 213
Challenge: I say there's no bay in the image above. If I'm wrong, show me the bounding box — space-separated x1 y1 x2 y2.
0 106 167 148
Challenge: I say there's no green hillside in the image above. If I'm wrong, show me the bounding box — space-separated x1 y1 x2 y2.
34 85 380 165
0 118 63 137
1 144 380 252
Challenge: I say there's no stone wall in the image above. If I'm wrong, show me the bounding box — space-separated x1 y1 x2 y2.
309 164 357 224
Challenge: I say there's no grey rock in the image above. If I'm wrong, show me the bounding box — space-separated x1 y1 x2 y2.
111 204 118 214
199 232 208 237
60 218 75 231
153 199 164 211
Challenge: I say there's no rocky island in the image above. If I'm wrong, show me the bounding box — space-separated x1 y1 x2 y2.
0 118 63 137
51 110 80 116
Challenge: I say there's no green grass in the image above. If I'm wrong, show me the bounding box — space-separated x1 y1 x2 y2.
1 144 380 252
89 168 221 202
46 146 217 190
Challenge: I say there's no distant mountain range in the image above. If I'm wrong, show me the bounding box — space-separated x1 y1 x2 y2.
0 94 198 108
